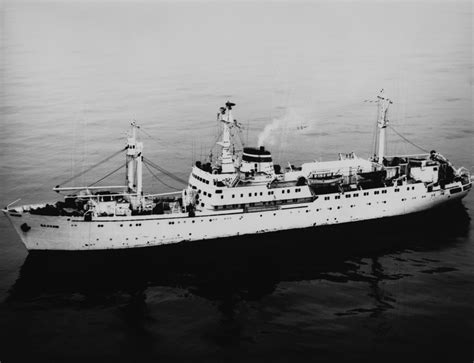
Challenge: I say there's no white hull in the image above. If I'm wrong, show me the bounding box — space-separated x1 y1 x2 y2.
4 182 470 251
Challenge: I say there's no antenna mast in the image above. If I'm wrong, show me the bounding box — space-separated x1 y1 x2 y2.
217 101 237 173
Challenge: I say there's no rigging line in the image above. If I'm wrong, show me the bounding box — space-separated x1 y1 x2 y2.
144 162 182 191
143 157 184 181
388 125 429 153
137 126 178 148
87 163 126 187
59 147 126 186
138 127 165 144
145 164 188 185
142 158 188 185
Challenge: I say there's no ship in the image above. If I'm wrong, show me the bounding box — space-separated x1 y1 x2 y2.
3 91 472 251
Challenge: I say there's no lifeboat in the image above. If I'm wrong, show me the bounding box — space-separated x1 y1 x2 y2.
308 172 343 186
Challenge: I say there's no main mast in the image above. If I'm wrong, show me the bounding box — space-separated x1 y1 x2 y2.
374 90 392 164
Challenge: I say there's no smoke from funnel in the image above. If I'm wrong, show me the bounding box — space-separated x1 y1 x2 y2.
257 108 307 147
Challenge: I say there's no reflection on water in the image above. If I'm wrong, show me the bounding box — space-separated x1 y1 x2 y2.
1 204 471 362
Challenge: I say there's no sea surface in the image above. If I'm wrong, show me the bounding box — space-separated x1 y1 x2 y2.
0 1 473 362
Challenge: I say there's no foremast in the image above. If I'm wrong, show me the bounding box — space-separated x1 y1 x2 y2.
126 121 144 209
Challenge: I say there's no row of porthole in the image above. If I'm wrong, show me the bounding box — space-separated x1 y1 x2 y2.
164 209 314 225
199 188 301 201
168 219 221 225
98 223 142 227
200 185 415 203
321 201 392 210
322 186 420 201
226 189 298 199
191 173 210 185
95 237 141 241
40 224 59 228
214 198 312 210
199 185 417 203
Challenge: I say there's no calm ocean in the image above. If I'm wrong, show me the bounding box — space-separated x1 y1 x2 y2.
0 1 472 362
